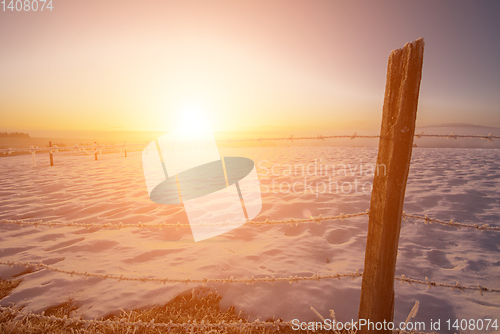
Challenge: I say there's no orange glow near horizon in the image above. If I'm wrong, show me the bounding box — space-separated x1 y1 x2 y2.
1 1 500 137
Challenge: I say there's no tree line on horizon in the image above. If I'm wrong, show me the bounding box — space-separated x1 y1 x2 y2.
0 132 30 138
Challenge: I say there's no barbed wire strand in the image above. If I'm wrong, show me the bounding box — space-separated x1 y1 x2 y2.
1 260 498 294
0 143 143 154
1 132 498 153
395 275 500 295
3 211 499 232
216 132 500 143
402 213 500 231
0 261 362 285
0 211 369 230
0 305 290 330
414 132 499 141
0 306 439 334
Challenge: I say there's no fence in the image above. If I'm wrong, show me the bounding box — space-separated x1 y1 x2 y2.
0 141 141 166
1 132 499 157
0 209 498 332
0 209 499 332
1 38 499 333
2 210 500 232
1 131 498 169
1 208 499 292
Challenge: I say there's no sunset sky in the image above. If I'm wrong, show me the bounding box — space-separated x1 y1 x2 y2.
1 0 499 137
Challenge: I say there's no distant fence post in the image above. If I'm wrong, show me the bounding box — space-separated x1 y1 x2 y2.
358 38 424 333
124 141 127 157
49 141 54 166
30 146 36 167
94 142 98 161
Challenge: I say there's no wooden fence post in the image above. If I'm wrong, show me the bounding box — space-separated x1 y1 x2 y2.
94 142 98 161
49 141 54 166
30 146 36 167
124 141 127 157
358 38 424 333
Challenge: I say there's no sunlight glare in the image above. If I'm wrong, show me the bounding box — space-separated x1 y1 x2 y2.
173 104 213 141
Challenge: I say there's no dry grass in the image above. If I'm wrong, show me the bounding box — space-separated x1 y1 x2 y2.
0 279 21 300
0 280 300 333
0 278 362 333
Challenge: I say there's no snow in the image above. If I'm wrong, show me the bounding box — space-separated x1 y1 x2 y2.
0 147 499 333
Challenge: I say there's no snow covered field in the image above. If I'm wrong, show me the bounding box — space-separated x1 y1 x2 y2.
0 147 499 333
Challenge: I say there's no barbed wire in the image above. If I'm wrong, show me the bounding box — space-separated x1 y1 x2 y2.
0 261 362 284
216 132 500 143
402 213 500 231
0 306 291 331
1 261 498 294
0 143 143 154
0 211 369 230
395 275 500 295
3 211 499 233
1 132 498 154
0 306 437 333
217 133 380 143
0 306 441 334
414 132 499 141
2 131 498 333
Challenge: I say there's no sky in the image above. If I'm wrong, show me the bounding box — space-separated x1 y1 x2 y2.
1 0 499 137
